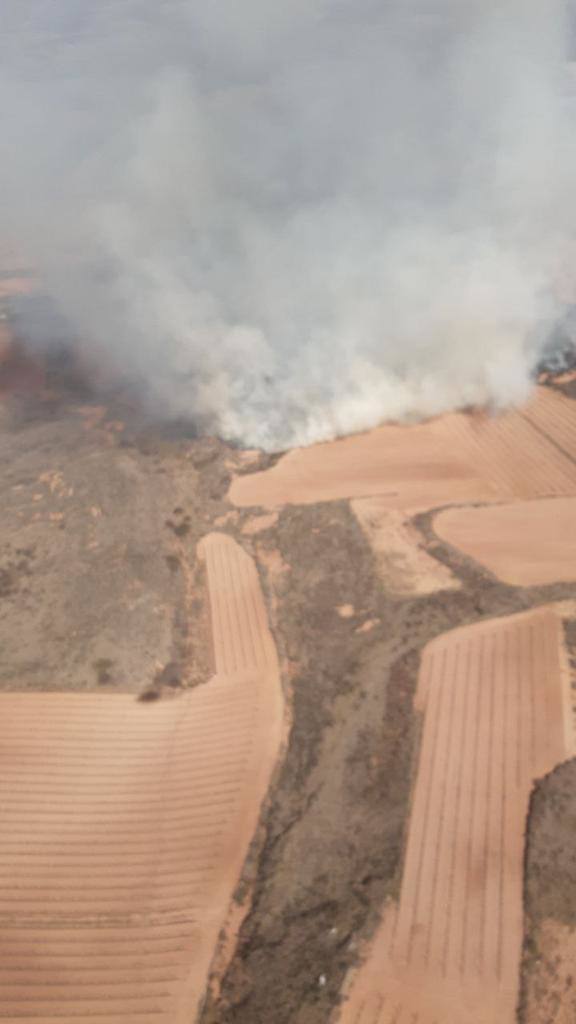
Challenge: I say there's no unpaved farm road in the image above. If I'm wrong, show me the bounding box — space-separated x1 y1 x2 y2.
0 340 575 1024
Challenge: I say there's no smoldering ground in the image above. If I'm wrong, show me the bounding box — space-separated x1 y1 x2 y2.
1 1 576 449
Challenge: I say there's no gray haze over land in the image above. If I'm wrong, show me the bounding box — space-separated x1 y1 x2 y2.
0 1 575 448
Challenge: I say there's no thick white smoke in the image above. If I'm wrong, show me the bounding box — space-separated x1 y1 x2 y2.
1 1 575 449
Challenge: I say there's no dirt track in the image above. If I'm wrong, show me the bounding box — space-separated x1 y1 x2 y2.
0 340 575 1023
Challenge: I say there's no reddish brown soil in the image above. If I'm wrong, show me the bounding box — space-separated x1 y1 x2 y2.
434 497 576 586
338 607 572 1023
0 533 284 1022
352 500 459 596
229 388 576 511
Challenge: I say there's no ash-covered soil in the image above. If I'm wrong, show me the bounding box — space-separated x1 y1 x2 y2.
1 349 575 1023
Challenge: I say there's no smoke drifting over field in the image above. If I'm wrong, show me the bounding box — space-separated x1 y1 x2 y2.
1 2 575 448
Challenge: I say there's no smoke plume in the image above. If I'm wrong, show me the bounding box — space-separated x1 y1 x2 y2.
1 1 575 449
